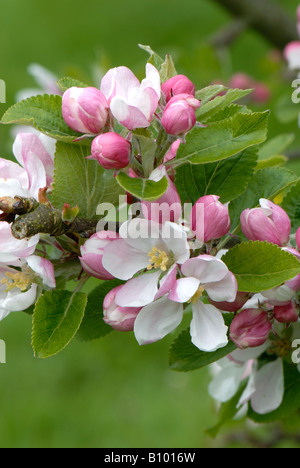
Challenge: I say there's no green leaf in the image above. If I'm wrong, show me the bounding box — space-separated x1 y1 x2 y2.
229 167 299 230
138 44 164 70
255 155 287 171
1 94 81 142
169 327 236 372
76 280 123 342
57 77 90 93
32 290 87 358
195 84 228 105
115 171 169 201
52 142 124 218
175 147 258 204
258 133 295 160
248 362 300 424
222 241 300 293
174 111 269 166
197 88 253 123
159 54 177 83
281 180 300 233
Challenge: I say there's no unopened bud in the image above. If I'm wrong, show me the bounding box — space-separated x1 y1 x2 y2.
62 87 108 134
230 308 272 349
209 291 252 312
161 93 201 136
162 75 196 102
79 231 118 280
90 132 131 170
103 285 141 331
190 195 231 243
273 302 299 323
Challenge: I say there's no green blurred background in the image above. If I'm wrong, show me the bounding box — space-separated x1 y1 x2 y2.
0 0 300 448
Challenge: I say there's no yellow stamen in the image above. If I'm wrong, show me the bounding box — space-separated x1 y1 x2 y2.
188 286 205 304
147 247 170 272
1 271 32 293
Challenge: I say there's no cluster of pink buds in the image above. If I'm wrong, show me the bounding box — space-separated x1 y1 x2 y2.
61 68 201 171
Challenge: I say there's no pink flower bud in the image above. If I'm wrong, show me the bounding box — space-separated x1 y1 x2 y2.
62 87 108 134
190 195 231 243
230 308 272 349
209 291 252 312
79 231 118 280
103 285 141 331
162 75 196 102
141 166 182 224
273 302 299 323
240 199 291 246
161 93 201 136
229 73 270 104
296 228 300 251
90 132 131 170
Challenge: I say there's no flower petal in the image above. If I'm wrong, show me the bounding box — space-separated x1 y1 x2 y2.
102 238 149 280
168 277 200 303
190 301 228 352
134 296 183 345
205 271 238 303
181 255 229 283
115 271 161 307
250 359 284 414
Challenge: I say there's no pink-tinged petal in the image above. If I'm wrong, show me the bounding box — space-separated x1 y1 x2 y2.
205 271 238 303
161 222 190 264
27 63 60 95
110 96 151 129
100 66 140 102
13 133 55 188
190 301 228 352
0 178 29 200
284 41 300 70
119 219 160 252
168 277 200 303
102 239 149 280
1 284 37 313
155 264 178 300
141 63 161 100
26 255 56 289
0 158 29 189
115 271 161 307
250 359 284 414
0 223 39 265
134 296 183 345
181 255 229 283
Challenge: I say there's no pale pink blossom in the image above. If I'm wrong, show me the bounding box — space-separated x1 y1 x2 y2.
241 199 291 246
284 41 300 70
62 87 109 134
79 231 119 280
102 219 190 308
103 285 141 331
134 255 237 352
0 222 39 266
100 64 161 130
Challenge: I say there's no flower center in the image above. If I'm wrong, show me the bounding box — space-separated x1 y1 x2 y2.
268 336 292 358
188 286 205 305
1 271 32 293
147 247 170 272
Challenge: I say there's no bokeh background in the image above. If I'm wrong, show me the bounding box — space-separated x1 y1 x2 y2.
0 0 300 448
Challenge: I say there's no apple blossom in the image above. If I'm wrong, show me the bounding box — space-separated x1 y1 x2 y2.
240 198 291 246
100 64 161 130
102 218 190 308
230 308 272 349
190 195 231 243
103 285 141 331
273 302 299 323
161 93 201 136
208 291 252 312
62 87 109 134
162 74 196 102
90 132 131 170
79 230 119 280
0 222 39 266
229 73 271 104
134 255 237 352
296 227 300 251
284 41 300 70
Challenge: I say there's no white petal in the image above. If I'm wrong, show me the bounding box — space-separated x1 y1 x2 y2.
134 297 183 345
1 284 37 312
115 271 161 307
161 222 190 264
250 359 284 415
190 301 228 352
181 255 229 283
209 363 247 403
102 239 149 280
205 271 237 303
168 277 200 303
119 219 160 251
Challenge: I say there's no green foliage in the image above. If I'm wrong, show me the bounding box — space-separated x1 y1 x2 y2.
32 289 88 358
52 142 124 218
116 171 169 201
281 180 300 233
57 77 90 93
174 111 269 166
196 88 253 122
1 94 81 142
222 241 300 293
175 147 258 204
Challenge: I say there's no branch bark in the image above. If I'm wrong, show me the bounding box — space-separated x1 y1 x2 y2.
213 0 298 49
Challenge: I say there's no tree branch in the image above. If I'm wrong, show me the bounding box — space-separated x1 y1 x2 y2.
213 0 298 49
